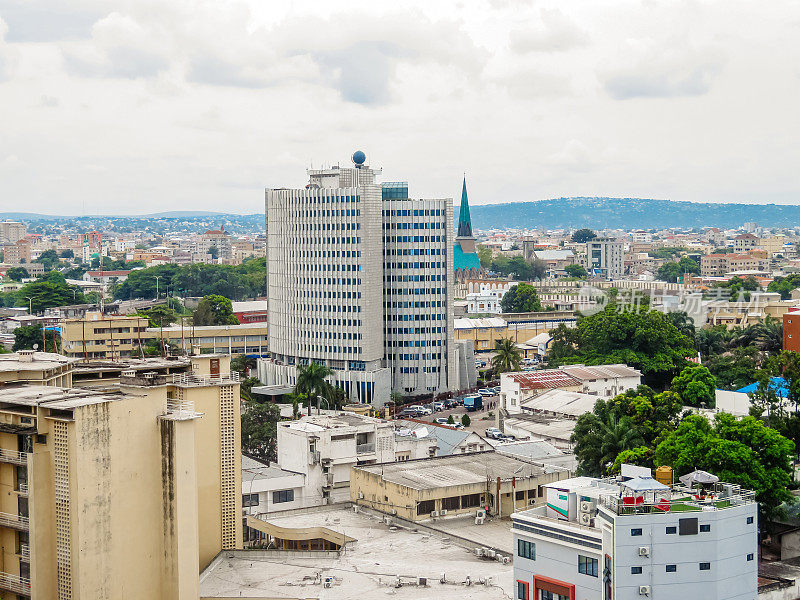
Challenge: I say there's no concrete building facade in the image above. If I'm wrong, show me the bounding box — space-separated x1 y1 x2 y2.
586 238 624 279
262 154 474 405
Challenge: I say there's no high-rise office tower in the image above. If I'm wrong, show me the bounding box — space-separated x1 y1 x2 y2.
261 152 476 406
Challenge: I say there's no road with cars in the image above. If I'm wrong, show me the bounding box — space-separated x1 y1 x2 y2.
395 388 503 438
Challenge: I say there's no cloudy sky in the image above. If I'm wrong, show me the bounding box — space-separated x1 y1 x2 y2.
0 0 798 215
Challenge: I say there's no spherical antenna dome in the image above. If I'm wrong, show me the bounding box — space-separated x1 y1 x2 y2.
352 150 366 165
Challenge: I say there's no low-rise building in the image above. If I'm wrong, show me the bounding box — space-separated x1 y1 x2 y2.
0 350 77 387
231 300 268 324
351 451 572 521
60 313 150 359
395 420 488 456
513 472 758 600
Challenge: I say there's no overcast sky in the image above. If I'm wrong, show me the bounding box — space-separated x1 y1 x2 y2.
0 0 798 215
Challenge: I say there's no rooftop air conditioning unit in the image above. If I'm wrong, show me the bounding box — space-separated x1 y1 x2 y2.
391 509 397 515
440 509 447 516
417 577 427 587
529 499 536 506
579 513 591 526
501 556 510 564
580 500 596 512
475 548 484 557
431 511 439 517
638 547 650 557
485 549 496 559
358 492 364 499
639 585 650 596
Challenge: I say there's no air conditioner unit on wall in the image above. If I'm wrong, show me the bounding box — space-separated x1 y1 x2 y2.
639 585 650 596
579 513 591 526
638 547 650 557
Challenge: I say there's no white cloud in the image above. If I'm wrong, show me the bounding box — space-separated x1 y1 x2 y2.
509 8 588 53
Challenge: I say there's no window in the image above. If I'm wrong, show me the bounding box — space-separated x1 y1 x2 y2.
699 562 711 570
272 489 295 504
541 592 569 600
516 580 529 600
631 566 642 574
700 524 711 532
516 490 526 501
461 493 481 508
242 493 259 507
578 555 599 577
666 526 677 534
442 496 460 511
747 553 754 561
631 528 643 536
679 517 698 535
747 517 754 524
517 539 535 560
417 499 435 515
666 565 677 573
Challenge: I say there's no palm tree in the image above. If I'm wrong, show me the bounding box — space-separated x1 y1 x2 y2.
598 415 644 474
295 362 333 414
492 337 522 374
754 316 783 353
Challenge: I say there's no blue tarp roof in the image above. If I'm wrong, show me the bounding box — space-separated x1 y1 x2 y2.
736 377 789 398
454 244 481 271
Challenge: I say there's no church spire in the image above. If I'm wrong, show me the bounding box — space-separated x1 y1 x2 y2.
457 177 473 238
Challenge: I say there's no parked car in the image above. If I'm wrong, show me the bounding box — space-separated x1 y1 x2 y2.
478 388 494 397
432 401 445 411
491 386 501 394
485 427 503 439
398 408 423 418
434 417 450 425
406 405 432 415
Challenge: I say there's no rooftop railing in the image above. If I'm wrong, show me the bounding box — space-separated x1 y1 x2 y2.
0 571 31 596
165 400 202 420
169 372 240 387
356 442 375 454
599 482 756 516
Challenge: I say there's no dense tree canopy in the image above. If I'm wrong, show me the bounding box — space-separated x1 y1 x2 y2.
656 257 700 283
34 249 62 271
549 300 696 388
571 228 597 243
500 283 543 313
137 304 179 328
564 264 587 278
5 267 29 281
769 274 800 300
489 256 547 281
17 272 86 313
13 324 59 353
192 294 239 326
671 365 717 408
241 399 281 463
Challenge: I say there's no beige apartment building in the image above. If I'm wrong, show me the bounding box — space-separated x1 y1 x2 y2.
0 353 241 599
0 351 77 388
700 253 768 277
60 314 151 360
0 222 27 244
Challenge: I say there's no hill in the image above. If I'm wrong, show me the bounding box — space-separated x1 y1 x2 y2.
469 198 800 230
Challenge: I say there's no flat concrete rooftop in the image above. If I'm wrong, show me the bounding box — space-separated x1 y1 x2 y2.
0 385 123 409
200 505 513 599
354 451 550 490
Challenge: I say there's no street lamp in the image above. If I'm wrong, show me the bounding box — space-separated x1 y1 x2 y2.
153 275 162 300
24 296 33 315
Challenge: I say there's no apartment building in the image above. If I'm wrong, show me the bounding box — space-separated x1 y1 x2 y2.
0 353 242 599
733 233 759 252
0 351 77 387
586 238 624 279
60 313 151 359
0 222 26 244
276 413 396 505
262 153 474 405
512 473 757 600
196 226 232 259
466 285 508 314
701 253 768 277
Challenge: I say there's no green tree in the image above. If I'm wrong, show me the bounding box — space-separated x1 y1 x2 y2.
447 414 455 425
678 256 701 275
60 249 74 259
492 337 522 374
241 399 281 462
5 267 29 281
208 246 219 260
13 324 60 353
500 282 543 313
572 405 645 476
654 413 794 522
671 365 717 408
768 274 800 299
461 413 471 427
571 228 597 243
137 304 178 328
295 362 334 414
477 245 493 268
17 273 85 313
656 262 682 283
548 300 696 388
564 264 587 278
34 249 61 271
192 294 239 326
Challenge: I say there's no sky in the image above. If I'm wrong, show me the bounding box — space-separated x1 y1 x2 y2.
0 0 799 215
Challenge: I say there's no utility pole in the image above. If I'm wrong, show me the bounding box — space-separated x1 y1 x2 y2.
154 275 162 301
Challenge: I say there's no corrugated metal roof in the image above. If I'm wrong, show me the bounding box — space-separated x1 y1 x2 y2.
560 364 641 380
507 370 581 390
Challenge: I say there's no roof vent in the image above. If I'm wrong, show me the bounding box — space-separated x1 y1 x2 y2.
17 349 34 362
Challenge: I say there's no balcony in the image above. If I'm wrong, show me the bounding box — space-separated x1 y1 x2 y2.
0 512 29 531
356 442 375 454
16 482 28 496
19 543 29 559
0 571 30 596
0 449 29 467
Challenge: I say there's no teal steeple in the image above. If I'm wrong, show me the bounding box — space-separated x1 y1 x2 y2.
457 177 473 238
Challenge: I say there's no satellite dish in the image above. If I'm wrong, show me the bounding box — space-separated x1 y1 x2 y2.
33 343 39 350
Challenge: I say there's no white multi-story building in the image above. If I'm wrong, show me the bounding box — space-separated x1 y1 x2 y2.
587 237 624 279
466 282 511 314
261 152 476 405
512 473 758 600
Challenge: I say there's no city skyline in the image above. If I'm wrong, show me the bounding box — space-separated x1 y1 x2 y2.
1 1 799 214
